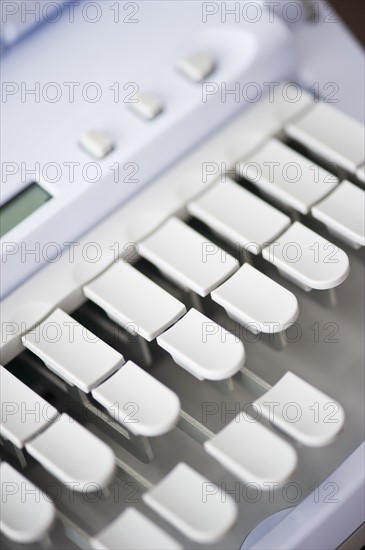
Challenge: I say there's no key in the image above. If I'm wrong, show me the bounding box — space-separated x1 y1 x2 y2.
22 308 125 393
188 179 291 254
286 102 365 175
92 361 181 437
262 221 350 291
143 462 237 543
130 91 163 120
84 261 186 341
211 263 299 334
26 413 115 490
139 217 239 297
177 52 215 82
204 413 297 485
312 181 365 249
157 308 245 380
90 507 182 550
79 129 114 160
253 371 345 446
0 462 55 545
0 366 58 447
239 138 338 214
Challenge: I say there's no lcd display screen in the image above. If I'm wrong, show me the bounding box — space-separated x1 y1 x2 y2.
0 183 52 238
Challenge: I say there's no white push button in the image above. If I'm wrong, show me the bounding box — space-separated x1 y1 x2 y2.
205 414 297 485
157 308 245 380
130 91 163 120
84 262 186 341
26 413 115 490
312 181 365 248
240 138 338 214
177 52 215 82
79 129 114 159
22 308 124 393
188 179 290 254
211 264 299 333
253 372 345 446
143 462 237 543
286 102 365 174
262 222 350 290
92 361 181 437
139 217 239 297
0 366 58 447
90 507 183 550
0 462 55 544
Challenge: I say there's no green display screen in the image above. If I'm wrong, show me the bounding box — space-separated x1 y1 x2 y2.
0 183 52 238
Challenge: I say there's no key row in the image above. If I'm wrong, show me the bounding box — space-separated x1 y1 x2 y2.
139 208 350 294
19 306 344 449
0 360 345 544
236 138 364 249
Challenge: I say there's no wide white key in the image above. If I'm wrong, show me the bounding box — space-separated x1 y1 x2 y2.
143 462 237 543
211 264 299 334
0 462 55 544
79 129 114 160
26 414 115 490
312 181 365 249
204 414 297 485
139 217 239 297
0 366 58 447
253 372 345 447
92 361 180 437
262 221 350 290
286 102 365 174
157 308 245 380
188 179 291 254
90 507 182 550
84 261 186 341
240 138 338 214
22 308 124 393
177 52 215 82
130 91 163 120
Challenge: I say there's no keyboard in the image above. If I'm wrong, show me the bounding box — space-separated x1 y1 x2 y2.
1 81 364 549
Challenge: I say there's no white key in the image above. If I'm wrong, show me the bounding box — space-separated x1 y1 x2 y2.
157 308 245 380
357 163 365 183
143 462 237 543
286 102 365 174
253 372 345 446
204 414 297 485
22 308 125 393
139 217 239 297
240 138 338 214
84 262 186 341
79 129 114 160
92 361 180 437
26 414 115 490
90 507 182 550
312 181 365 249
211 264 299 334
130 91 163 120
0 462 55 544
0 366 58 447
262 221 350 291
177 52 215 82
188 179 291 254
